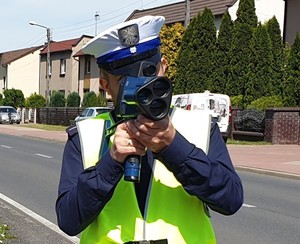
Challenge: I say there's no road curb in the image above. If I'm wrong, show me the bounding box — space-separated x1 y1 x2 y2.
236 166 300 181
0 192 79 244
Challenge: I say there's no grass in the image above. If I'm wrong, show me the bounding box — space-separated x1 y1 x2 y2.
18 123 67 131
17 124 271 145
227 139 271 145
0 224 16 243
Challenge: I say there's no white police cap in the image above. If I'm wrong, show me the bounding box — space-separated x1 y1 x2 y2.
81 15 165 74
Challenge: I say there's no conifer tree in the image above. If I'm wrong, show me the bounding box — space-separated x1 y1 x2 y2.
212 11 234 94
235 0 257 27
228 0 257 107
246 23 273 104
283 33 300 106
174 8 216 94
265 16 285 96
173 17 195 94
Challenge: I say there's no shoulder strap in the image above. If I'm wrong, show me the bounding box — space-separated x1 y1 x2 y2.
76 112 113 169
170 107 211 153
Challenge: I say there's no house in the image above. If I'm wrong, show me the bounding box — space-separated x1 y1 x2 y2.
228 0 285 35
126 0 236 32
2 1 291 104
0 46 43 98
0 34 108 103
126 0 285 35
73 48 107 101
39 35 97 100
283 0 300 44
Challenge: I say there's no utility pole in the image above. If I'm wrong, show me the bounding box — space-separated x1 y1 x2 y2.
95 11 99 36
46 28 51 107
29 21 51 107
185 0 191 28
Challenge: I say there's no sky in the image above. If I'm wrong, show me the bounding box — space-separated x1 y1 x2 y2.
0 0 182 53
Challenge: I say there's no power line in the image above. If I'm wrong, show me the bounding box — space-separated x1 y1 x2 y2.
52 0 162 38
21 0 180 49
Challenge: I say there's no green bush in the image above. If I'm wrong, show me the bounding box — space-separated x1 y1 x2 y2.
160 22 185 82
3 88 25 107
67 92 81 107
82 91 98 107
230 95 244 108
0 93 3 105
50 91 66 107
25 93 46 108
97 94 108 107
247 95 284 110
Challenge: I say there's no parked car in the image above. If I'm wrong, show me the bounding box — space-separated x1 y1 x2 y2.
0 106 21 124
171 91 232 142
75 107 113 122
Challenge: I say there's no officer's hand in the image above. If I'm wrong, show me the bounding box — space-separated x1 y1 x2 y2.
125 115 176 153
110 122 146 164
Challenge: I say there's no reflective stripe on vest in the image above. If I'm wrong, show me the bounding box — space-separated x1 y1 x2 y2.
77 109 216 244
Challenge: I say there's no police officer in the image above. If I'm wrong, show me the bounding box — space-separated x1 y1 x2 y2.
56 15 243 244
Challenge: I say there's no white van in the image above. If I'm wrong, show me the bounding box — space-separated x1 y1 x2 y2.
171 91 231 142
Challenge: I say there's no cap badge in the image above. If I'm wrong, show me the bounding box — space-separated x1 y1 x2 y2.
130 46 137 54
118 24 140 47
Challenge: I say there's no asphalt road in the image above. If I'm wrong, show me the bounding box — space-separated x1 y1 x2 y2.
212 171 300 244
0 133 64 224
1 134 300 243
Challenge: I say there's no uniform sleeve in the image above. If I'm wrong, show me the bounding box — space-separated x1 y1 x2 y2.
155 122 244 215
55 129 124 236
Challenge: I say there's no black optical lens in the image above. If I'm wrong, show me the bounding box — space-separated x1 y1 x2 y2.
149 99 166 117
143 64 157 76
137 88 152 105
153 79 170 97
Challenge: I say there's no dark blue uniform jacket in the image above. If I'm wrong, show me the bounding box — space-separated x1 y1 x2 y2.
56 118 244 236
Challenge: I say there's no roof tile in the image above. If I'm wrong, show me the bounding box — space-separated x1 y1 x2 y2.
127 0 237 24
40 38 81 54
0 46 43 65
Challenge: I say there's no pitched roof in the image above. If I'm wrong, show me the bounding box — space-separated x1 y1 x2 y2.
73 49 85 57
40 38 80 55
40 35 93 55
0 46 43 65
126 0 238 24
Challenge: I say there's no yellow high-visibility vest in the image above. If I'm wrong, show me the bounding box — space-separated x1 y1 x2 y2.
77 109 216 244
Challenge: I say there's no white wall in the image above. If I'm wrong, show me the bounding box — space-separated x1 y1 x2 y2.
7 49 40 98
228 0 285 35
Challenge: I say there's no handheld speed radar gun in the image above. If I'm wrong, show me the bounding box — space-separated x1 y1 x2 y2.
115 62 173 182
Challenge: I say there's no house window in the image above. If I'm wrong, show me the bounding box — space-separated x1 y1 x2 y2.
3 76 6 90
85 56 91 74
83 88 90 94
49 60 52 76
59 89 65 96
60 59 66 76
46 60 52 78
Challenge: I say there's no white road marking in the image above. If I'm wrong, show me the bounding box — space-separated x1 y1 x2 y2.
35 153 53 159
243 203 257 208
1 144 12 149
283 161 300 165
0 192 79 243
